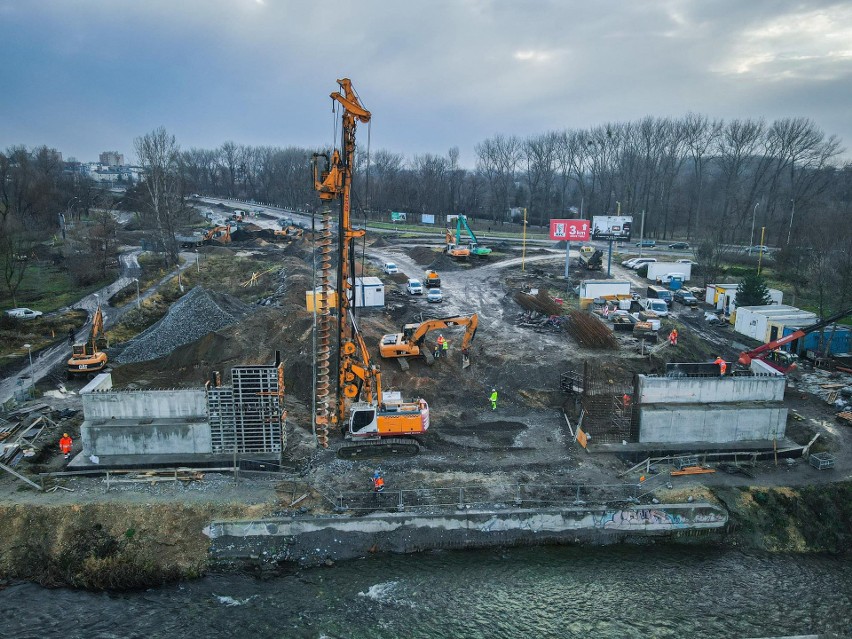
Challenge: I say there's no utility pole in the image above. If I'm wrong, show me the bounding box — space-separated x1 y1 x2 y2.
787 198 795 245
638 210 646 258
521 207 528 272
750 202 760 250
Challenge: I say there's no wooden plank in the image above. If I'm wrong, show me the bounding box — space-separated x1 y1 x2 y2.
0 461 43 490
670 466 716 476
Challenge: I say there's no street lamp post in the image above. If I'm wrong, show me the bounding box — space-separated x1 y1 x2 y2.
750 202 760 251
133 278 140 308
23 343 34 396
787 198 795 245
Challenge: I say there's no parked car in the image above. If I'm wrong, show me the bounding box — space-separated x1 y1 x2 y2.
635 240 656 247
382 262 399 274
630 258 657 269
668 242 690 250
675 258 698 266
621 257 641 267
744 245 771 255
656 272 686 285
674 290 698 306
406 279 423 295
640 298 669 317
426 288 443 303
5 307 43 320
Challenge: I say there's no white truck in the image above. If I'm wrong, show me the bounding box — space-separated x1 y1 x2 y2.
640 298 669 317
646 261 691 282
578 280 632 300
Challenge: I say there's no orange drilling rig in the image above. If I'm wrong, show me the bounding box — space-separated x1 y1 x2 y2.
311 78 428 457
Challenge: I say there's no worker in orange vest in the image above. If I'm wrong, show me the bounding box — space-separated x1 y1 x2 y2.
372 470 385 493
669 328 678 346
622 393 631 409
59 433 73 460
436 334 446 359
714 356 727 376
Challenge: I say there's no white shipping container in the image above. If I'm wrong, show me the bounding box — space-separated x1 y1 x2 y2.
353 276 385 307
734 306 771 341
645 262 691 282
734 305 817 343
579 280 632 299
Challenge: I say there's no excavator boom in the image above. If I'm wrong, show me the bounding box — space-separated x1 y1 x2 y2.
738 306 852 367
379 313 479 363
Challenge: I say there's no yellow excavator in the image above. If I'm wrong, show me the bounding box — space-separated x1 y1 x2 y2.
311 78 429 457
203 225 231 244
445 228 470 259
67 304 108 377
379 313 478 370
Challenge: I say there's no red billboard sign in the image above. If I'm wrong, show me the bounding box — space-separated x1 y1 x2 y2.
549 219 590 241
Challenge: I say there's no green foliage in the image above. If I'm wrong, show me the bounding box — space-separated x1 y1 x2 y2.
735 272 773 307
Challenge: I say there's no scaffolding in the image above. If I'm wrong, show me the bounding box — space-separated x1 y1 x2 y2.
207 363 286 454
580 361 637 444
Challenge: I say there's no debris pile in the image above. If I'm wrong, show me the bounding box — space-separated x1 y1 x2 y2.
565 310 619 349
115 287 255 364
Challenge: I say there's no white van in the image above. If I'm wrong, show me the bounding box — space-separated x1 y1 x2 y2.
382 262 399 274
641 298 669 317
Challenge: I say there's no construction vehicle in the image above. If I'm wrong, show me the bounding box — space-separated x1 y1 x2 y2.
311 78 428 457
425 270 441 288
273 225 304 240
445 228 470 259
379 313 479 370
455 215 492 256
231 210 245 222
737 306 852 373
578 246 603 271
203 225 231 244
67 304 108 377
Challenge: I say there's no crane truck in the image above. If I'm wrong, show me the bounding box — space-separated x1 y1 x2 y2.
455 215 492 257
737 306 852 373
379 313 479 370
311 78 429 457
67 304 108 377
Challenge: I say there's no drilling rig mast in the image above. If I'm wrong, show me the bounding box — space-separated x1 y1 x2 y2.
311 79 428 456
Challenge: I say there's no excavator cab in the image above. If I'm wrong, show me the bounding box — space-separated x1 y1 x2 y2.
349 403 378 437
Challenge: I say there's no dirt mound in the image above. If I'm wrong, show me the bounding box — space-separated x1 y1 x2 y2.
427 253 463 271
115 286 255 364
371 236 389 248
198 246 234 257
407 246 440 266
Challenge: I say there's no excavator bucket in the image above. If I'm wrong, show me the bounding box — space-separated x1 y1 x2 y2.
462 352 471 369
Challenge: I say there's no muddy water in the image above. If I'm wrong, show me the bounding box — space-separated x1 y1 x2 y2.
2 546 850 638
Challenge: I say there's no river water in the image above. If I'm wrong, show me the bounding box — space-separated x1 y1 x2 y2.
2 545 850 638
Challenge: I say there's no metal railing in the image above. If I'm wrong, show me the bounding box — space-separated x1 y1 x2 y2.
327 476 667 513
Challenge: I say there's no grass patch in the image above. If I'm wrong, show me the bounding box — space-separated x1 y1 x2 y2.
0 310 88 363
0 262 114 313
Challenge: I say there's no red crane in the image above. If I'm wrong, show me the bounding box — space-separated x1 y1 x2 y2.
738 306 852 372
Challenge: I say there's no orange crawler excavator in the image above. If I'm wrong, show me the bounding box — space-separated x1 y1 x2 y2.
379 313 479 370
67 304 108 377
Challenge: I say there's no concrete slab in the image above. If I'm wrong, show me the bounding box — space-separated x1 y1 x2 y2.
589 437 801 456
66 451 280 471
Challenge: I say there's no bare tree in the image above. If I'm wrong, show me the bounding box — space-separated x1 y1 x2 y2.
134 127 185 265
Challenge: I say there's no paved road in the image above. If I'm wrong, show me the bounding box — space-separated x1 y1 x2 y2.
0 250 196 405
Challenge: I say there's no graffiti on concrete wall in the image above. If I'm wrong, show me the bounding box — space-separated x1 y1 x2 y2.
599 507 724 530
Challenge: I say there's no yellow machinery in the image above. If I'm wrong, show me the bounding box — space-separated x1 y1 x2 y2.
311 78 428 457
67 304 108 377
203 225 231 244
425 269 441 288
379 313 478 370
444 228 470 258
273 225 304 240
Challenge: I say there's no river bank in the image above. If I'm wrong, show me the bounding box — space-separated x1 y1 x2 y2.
1 480 850 590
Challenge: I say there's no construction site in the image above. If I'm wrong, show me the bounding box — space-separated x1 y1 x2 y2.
2 80 851 583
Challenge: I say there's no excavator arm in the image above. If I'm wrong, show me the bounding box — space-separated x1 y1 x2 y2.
738 306 852 366
408 314 479 346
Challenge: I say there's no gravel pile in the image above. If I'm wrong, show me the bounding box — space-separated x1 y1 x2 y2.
115 286 254 364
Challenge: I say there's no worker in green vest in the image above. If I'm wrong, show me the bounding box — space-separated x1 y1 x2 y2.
489 388 498 411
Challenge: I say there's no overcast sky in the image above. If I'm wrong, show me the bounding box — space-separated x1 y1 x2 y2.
2 0 850 166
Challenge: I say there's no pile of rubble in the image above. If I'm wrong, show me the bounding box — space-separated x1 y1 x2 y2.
115 287 255 364
788 368 852 413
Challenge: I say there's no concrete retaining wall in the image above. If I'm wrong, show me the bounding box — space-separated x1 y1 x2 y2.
205 503 727 567
638 405 787 443
637 375 785 404
82 388 208 420
81 419 213 456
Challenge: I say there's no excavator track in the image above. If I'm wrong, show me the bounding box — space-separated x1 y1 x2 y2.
336 437 421 459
